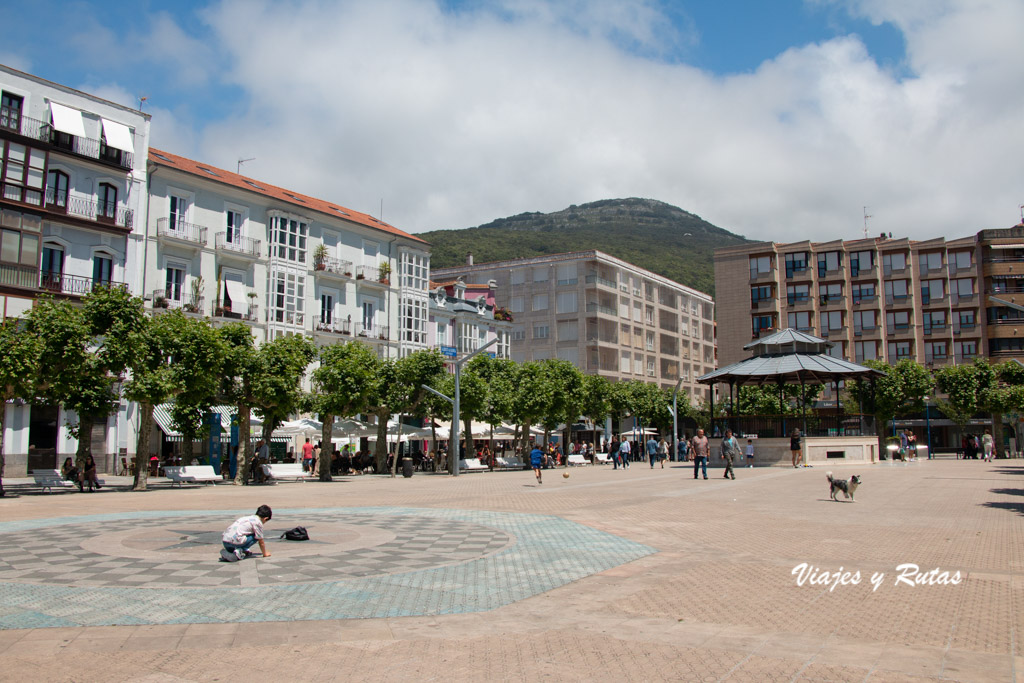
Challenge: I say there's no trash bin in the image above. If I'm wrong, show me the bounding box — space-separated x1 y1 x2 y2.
402 458 414 478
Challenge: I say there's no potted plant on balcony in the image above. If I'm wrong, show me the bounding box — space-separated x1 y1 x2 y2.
378 261 391 285
313 243 328 271
153 294 168 309
246 291 258 319
184 276 204 313
493 307 513 322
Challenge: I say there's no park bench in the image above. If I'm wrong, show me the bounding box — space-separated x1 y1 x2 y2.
262 463 313 482
495 456 524 470
459 458 489 472
567 454 591 466
32 469 76 493
593 453 612 464
164 465 221 487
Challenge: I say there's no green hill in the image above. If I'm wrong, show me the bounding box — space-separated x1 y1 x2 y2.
420 198 749 295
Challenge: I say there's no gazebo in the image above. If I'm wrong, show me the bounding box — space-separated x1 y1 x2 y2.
697 329 887 464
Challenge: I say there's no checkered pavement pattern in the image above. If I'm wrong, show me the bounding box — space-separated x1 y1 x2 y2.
0 507 654 629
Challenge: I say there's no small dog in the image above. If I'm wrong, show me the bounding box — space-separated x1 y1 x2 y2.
827 472 861 502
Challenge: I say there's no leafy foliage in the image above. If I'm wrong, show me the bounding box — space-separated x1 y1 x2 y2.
0 318 41 495
421 198 749 295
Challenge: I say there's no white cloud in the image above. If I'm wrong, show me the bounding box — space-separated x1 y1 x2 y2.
135 0 1023 241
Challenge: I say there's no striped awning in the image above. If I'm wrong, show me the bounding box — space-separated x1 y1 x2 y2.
152 404 263 439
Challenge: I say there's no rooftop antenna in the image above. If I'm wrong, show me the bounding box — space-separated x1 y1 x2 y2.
1019 204 1023 223
380 198 384 222
137 96 148 111
237 157 255 174
863 206 872 239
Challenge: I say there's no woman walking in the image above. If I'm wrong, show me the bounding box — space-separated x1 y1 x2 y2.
790 428 802 468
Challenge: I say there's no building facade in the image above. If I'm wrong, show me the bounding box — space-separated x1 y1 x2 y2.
0 65 150 476
428 277 512 366
714 225 1024 370
432 251 716 400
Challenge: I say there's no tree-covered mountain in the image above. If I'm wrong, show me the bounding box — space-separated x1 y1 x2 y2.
420 198 750 295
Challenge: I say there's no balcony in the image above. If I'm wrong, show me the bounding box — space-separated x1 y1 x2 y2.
156 218 207 248
315 319 352 336
849 263 877 278
215 232 262 260
213 300 259 322
750 298 776 310
820 326 846 338
819 294 845 307
151 290 205 314
41 272 126 296
355 323 390 341
44 188 133 230
0 113 133 171
955 322 979 335
786 295 812 308
886 323 913 336
851 294 877 306
920 293 947 306
586 302 617 316
314 255 353 280
585 273 617 289
356 265 391 286
885 294 911 306
853 325 880 338
951 292 977 304
922 323 949 336
0 263 38 290
749 266 776 282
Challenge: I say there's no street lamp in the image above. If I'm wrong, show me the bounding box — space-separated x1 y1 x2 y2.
422 337 497 476
670 377 683 462
924 396 932 459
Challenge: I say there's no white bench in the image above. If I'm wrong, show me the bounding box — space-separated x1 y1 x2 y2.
594 453 612 464
262 463 313 482
164 465 221 487
568 454 591 466
32 469 75 493
459 458 488 472
496 456 525 470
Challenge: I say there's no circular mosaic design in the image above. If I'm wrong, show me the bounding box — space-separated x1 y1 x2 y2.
0 512 513 588
0 507 656 629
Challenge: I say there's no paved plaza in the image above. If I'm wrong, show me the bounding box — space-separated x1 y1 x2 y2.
0 458 1022 682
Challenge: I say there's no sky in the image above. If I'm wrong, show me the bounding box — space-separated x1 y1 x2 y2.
4 0 1023 243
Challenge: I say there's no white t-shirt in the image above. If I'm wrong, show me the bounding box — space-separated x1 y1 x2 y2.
222 515 264 545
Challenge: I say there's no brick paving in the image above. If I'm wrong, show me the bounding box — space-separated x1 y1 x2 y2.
0 458 1021 681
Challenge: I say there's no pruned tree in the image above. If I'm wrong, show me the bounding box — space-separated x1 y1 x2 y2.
311 341 379 481
0 318 41 496
846 359 930 458
251 333 317 447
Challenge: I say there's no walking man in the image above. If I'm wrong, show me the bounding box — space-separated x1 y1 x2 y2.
721 428 739 480
646 434 659 469
691 428 709 480
619 438 631 469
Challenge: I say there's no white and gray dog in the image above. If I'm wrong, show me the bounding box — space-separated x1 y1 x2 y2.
826 471 861 502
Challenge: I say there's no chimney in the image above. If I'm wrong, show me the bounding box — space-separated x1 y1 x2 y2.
466 252 473 266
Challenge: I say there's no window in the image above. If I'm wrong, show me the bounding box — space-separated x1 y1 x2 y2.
533 324 549 339
511 325 526 341
919 252 942 273
886 310 910 331
826 342 845 360
749 255 772 278
633 353 643 375
0 227 39 267
41 244 63 277
752 315 774 337
926 341 948 361
854 341 877 363
557 347 579 365
269 215 308 263
556 263 578 286
557 320 578 341
786 283 810 305
510 269 526 285
226 210 244 243
509 296 524 313
958 310 976 330
400 251 429 290
533 266 548 282
532 293 548 311
401 296 427 343
819 283 842 304
618 297 629 318
320 292 334 325
46 170 68 208
98 183 117 221
3 144 45 207
851 282 875 304
784 252 808 277
817 251 842 276
169 195 188 229
887 341 913 361
496 330 510 359
437 321 449 345
556 290 577 313
882 252 906 273
853 310 876 333
956 340 977 360
921 279 944 303
645 330 655 351
1 92 23 132
951 251 972 270
166 265 185 302
361 300 375 331
645 305 654 324
633 301 642 322
750 285 772 305
787 311 811 331
849 250 873 276
93 252 113 286
271 271 305 326
884 279 908 302
953 278 974 298
458 322 478 353
819 310 842 333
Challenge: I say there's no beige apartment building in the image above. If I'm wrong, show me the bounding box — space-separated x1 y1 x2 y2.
713 224 1024 369
432 250 716 401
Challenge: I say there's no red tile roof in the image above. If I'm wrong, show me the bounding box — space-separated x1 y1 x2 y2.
148 148 426 245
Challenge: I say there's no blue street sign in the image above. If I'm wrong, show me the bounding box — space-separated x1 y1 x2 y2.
440 345 457 357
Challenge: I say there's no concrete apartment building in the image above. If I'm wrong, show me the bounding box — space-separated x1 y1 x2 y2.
432 251 716 401
0 65 150 476
713 224 1024 370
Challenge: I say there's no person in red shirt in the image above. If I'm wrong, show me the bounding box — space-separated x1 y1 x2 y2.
301 438 314 472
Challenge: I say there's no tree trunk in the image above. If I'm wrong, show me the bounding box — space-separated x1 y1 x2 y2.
463 416 475 460
520 420 532 457
180 430 194 466
76 413 93 473
234 407 251 485
320 414 333 481
993 412 1005 458
0 401 7 497
390 418 402 478
374 412 388 473
133 402 154 491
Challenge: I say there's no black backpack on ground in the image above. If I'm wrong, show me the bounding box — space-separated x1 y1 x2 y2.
280 526 309 541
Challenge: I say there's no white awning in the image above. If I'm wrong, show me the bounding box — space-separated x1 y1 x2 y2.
49 102 86 137
990 243 1024 250
100 118 134 152
224 279 247 307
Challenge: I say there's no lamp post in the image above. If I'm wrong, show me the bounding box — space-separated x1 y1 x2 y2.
422 337 497 477
924 396 932 459
670 377 683 462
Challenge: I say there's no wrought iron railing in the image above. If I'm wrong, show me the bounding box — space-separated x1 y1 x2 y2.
711 414 875 439
157 218 207 245
44 188 133 229
314 255 353 277
315 319 352 335
151 289 204 313
355 323 390 340
214 232 261 257
7 113 133 169
41 272 126 296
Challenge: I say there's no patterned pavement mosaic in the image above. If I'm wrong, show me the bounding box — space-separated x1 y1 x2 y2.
0 507 655 629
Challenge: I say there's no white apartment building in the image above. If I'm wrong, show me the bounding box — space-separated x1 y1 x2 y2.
0 65 150 476
433 251 716 402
